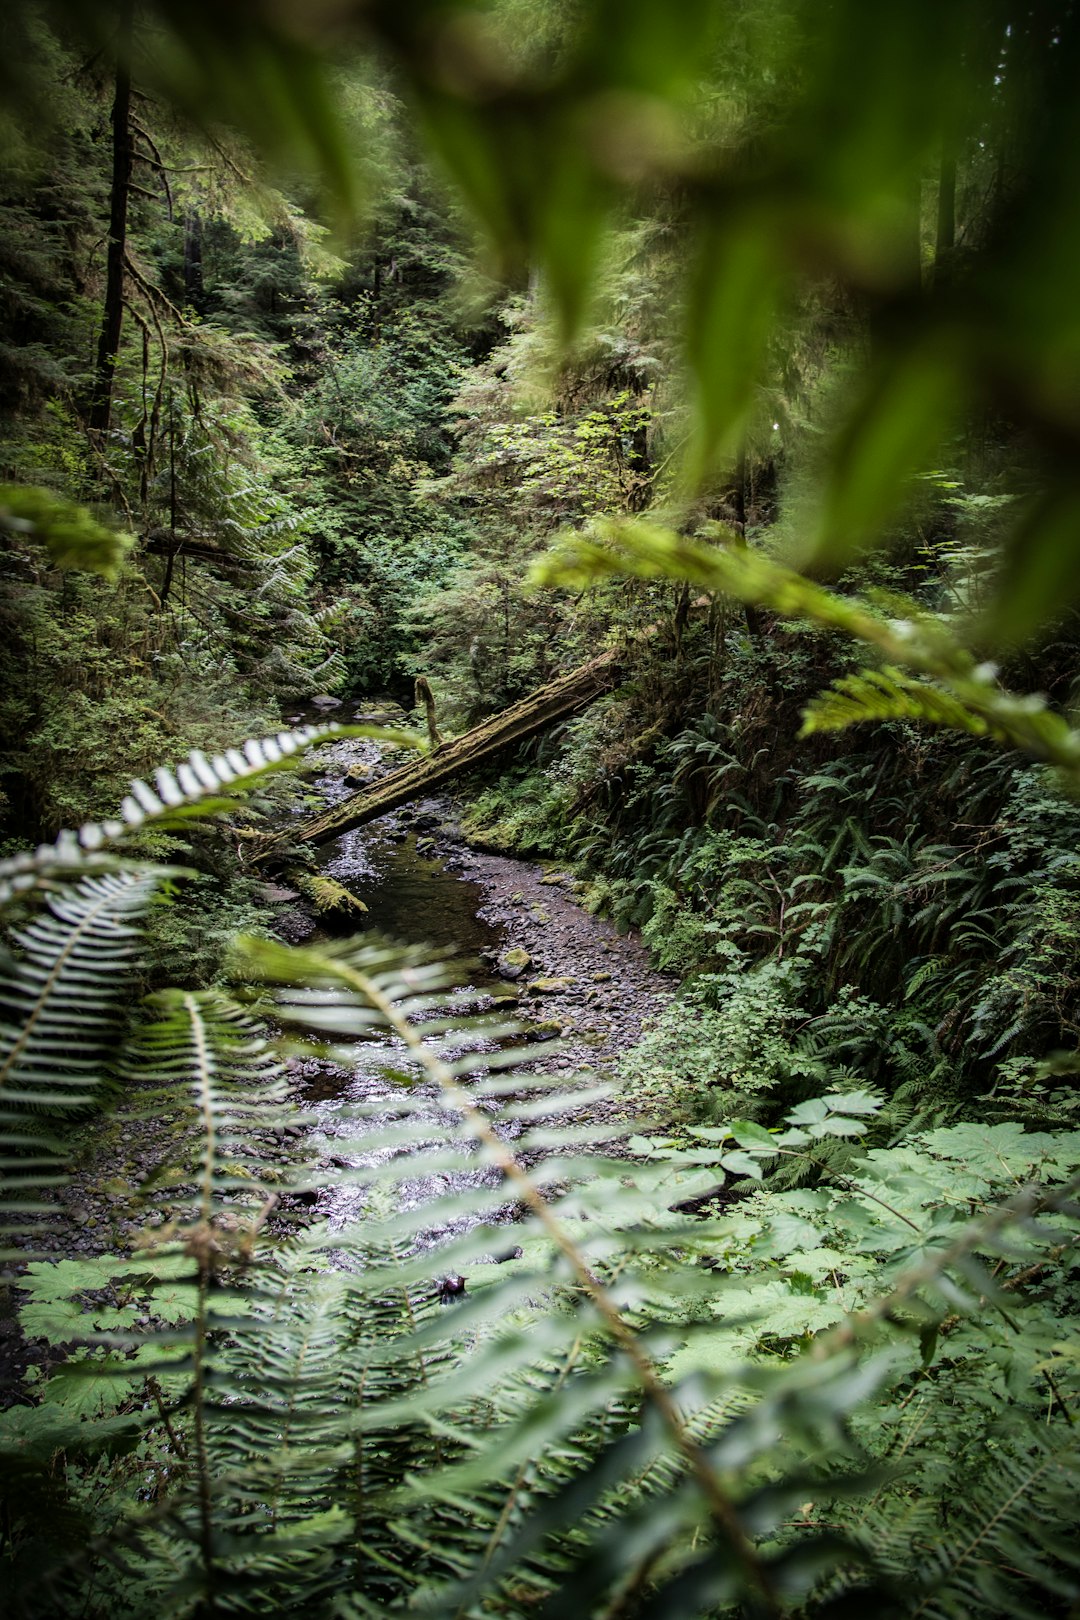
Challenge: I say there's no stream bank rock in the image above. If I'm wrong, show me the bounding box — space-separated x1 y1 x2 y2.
496 946 531 979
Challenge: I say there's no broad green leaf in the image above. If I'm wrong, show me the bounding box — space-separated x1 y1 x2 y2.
0 484 132 577
826 1090 882 1116
806 348 959 566
685 225 779 480
577 0 719 98
987 487 1080 645
39 1356 147 1419
720 1149 765 1180
0 1402 141 1460
786 1098 831 1125
730 1120 779 1150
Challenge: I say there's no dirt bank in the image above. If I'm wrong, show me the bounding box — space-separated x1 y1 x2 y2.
425 806 675 1077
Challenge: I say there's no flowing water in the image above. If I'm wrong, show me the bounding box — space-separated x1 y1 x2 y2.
283 723 519 1253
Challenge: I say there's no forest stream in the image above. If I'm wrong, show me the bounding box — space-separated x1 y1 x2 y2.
15 711 675 1303
276 705 676 1253
7 6 1080 1605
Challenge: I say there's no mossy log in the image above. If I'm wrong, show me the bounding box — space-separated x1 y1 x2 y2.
253 647 624 863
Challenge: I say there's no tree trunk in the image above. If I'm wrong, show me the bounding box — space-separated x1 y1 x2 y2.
901 172 923 288
88 0 135 437
626 410 650 512
935 152 956 281
732 453 763 644
251 648 625 863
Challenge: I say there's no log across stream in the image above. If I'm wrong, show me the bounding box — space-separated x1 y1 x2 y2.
253 648 624 861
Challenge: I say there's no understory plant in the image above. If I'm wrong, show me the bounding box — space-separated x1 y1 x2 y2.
1 729 1078 1618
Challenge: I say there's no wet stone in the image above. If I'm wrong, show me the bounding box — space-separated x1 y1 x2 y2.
273 907 318 944
256 883 301 904
498 946 532 979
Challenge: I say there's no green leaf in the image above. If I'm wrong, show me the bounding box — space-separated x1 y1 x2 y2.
0 484 132 577
730 1120 779 1150
39 1356 145 1419
720 1149 765 1180
825 1090 883 1116
987 487 1080 645
815 1117 869 1138
753 1213 824 1260
786 1098 831 1125
800 666 993 741
0 1401 141 1461
807 349 960 566
686 225 779 479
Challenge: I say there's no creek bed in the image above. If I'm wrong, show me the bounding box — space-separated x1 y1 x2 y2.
17 716 676 1261
277 723 676 1252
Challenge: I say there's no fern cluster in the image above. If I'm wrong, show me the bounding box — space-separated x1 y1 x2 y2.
2 729 1080 1618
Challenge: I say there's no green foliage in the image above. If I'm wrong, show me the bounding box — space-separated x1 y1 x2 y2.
460 763 576 855
0 865 163 1260
0 12 368 843
5 2 1080 1614
72 0 1080 644
278 298 477 692
621 962 822 1122
537 519 1080 789
699 1119 1080 1615
0 485 132 577
0 720 357 1264
0 734 1078 1617
801 665 999 741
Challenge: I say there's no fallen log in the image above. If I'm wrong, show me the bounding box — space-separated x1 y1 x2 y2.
251 646 625 862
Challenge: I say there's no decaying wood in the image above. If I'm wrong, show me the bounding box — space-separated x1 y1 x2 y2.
414 675 443 749
252 646 624 862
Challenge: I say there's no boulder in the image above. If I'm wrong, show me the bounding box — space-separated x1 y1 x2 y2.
497 946 532 980
255 883 301 904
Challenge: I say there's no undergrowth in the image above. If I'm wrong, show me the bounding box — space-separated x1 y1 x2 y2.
1 727 1077 1617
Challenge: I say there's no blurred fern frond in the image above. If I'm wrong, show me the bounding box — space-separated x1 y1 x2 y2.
800 666 997 740
0 870 161 1262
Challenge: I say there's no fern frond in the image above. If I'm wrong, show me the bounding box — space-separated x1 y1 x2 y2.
0 870 162 1258
234 933 891 1615
536 524 1080 785
0 724 377 1255
801 666 995 740
0 722 421 906
123 988 294 1220
831 1427 1080 1620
